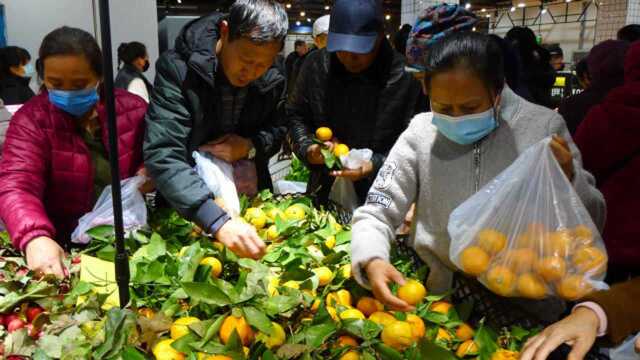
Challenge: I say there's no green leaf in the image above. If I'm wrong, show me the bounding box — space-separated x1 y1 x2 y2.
475 321 499 360
374 343 404 360
172 332 200 353
0 281 56 313
182 282 232 306
62 281 93 307
342 319 382 341
262 295 301 317
421 311 450 325
511 325 531 341
197 314 227 348
33 348 54 360
335 231 351 245
321 148 336 169
304 323 337 348
120 346 147 360
87 225 115 241
418 339 458 360
93 308 131 359
37 334 62 358
132 233 166 261
95 245 116 262
243 306 273 335
179 243 205 282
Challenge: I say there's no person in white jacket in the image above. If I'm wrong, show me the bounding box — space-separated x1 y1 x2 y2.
350 32 605 327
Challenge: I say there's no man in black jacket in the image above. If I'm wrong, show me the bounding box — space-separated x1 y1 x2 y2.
144 0 288 259
288 0 425 203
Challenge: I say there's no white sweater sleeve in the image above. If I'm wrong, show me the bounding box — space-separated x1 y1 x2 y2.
351 118 422 288
127 78 149 103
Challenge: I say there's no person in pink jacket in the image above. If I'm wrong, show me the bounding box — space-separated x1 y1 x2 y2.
0 27 148 277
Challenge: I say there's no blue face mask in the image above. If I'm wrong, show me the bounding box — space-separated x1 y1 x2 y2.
432 107 498 145
48 86 99 117
22 63 35 78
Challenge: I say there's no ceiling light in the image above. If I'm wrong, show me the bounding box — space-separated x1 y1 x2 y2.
307 18 312 22
296 21 301 26
177 0 182 3
286 3 291 8
465 3 471 9
566 0 572 2
325 5 330 10
472 27 477 31
518 3 526 7
300 11 306 16
385 14 391 20
511 6 516 11
541 8 547 13
481 8 486 12
486 14 491 17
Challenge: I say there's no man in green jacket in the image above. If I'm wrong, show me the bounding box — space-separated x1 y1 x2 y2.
144 0 288 259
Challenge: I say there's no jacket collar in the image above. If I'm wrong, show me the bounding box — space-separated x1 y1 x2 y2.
497 85 523 128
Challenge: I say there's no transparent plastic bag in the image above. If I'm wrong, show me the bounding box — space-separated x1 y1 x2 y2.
193 151 240 217
610 333 640 360
274 180 307 195
71 176 148 245
449 138 608 300
329 149 373 212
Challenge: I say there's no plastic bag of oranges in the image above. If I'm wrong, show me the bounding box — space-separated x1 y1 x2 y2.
448 138 608 301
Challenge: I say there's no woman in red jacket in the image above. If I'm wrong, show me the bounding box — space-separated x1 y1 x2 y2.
0 27 148 277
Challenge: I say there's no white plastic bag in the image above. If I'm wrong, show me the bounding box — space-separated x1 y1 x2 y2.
71 176 148 245
610 333 640 360
329 149 373 212
448 138 608 300
274 180 307 195
193 151 240 217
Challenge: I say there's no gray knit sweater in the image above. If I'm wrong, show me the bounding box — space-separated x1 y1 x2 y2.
351 87 606 296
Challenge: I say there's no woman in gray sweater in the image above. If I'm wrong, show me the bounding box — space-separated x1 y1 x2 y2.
351 32 605 326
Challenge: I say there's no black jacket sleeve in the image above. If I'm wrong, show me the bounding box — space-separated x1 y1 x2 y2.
250 75 288 161
287 58 316 164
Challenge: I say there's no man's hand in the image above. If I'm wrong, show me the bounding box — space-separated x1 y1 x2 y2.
136 167 156 194
215 218 266 259
307 142 334 165
365 258 414 312
331 160 374 182
25 236 67 278
520 307 600 360
199 134 253 163
550 135 575 181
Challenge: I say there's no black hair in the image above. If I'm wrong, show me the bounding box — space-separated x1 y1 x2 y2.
505 26 550 66
426 32 505 95
0 46 31 80
227 0 288 44
617 24 640 43
117 41 147 69
294 40 306 48
575 58 589 81
38 26 103 79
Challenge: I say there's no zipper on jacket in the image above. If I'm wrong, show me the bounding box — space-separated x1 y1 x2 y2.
473 142 481 193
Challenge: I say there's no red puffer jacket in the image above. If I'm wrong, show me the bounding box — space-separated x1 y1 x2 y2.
0 89 147 251
575 42 640 269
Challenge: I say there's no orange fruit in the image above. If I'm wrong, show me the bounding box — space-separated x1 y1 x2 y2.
316 127 333 141
456 340 479 358
170 317 200 340
339 351 360 360
430 301 453 315
503 248 538 274
536 257 567 282
356 297 384 317
219 315 254 346
573 225 594 245
456 323 475 341
337 335 359 348
381 321 415 350
477 229 508 255
573 246 607 275
557 275 593 301
486 266 516 296
517 273 547 299
327 290 352 307
435 327 453 342
491 349 520 360
200 257 223 278
333 144 350 157
516 223 547 249
153 339 185 360
544 230 574 257
369 312 396 327
406 314 426 341
138 307 155 319
397 280 427 306
460 246 490 276
340 309 366 320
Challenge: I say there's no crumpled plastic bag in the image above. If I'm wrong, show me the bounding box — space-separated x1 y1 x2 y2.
274 180 307 195
193 151 241 217
609 333 640 360
71 176 148 245
329 148 373 212
448 138 608 300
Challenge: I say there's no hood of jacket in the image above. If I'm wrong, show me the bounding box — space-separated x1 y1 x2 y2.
174 12 284 92
587 40 629 92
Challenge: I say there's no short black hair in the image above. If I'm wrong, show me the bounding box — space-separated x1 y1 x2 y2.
38 26 103 79
227 0 288 44
426 32 505 95
117 41 147 68
0 46 31 80
294 40 306 48
575 58 589 81
617 24 640 43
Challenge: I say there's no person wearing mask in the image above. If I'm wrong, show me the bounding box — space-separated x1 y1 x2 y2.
393 24 412 56
144 0 288 260
114 41 153 103
288 0 426 204
350 32 605 330
287 15 330 94
573 41 640 284
521 277 640 360
285 40 307 80
618 24 640 43
505 27 556 108
558 40 629 135
0 27 148 277
0 46 35 105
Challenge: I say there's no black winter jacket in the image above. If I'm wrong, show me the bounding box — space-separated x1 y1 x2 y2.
287 40 426 203
0 75 35 106
115 64 153 97
144 13 287 232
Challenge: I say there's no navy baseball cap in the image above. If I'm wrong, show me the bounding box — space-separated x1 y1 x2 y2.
327 0 383 54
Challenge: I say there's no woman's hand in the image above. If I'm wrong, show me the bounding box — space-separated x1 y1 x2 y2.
307 142 334 165
331 160 374 182
520 307 600 360
550 135 575 181
365 258 414 311
25 236 67 278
